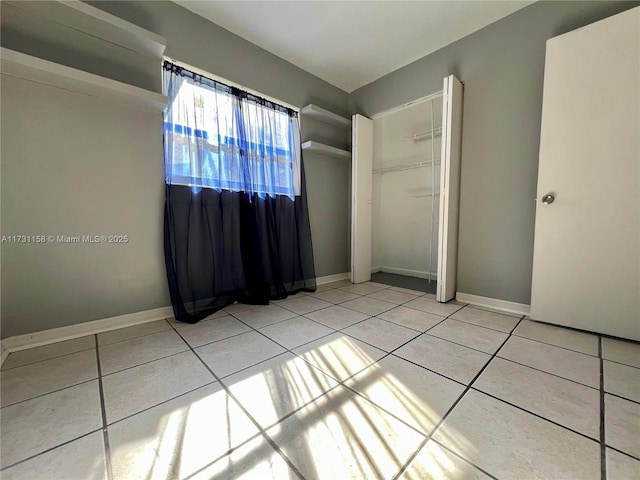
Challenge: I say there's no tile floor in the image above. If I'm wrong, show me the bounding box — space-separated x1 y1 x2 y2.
1 281 639 479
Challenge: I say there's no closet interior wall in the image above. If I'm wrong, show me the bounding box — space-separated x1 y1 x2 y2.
371 94 443 280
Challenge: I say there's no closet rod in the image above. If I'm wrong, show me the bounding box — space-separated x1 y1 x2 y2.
373 160 441 175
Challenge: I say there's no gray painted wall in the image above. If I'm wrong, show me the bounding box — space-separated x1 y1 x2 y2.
1 1 349 338
349 1 639 305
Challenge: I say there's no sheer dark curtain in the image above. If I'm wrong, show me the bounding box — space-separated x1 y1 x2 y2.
163 62 316 324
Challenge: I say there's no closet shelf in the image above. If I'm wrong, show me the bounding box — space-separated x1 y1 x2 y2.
406 127 443 142
1 48 168 112
7 0 166 58
301 104 352 128
302 141 351 160
373 160 441 175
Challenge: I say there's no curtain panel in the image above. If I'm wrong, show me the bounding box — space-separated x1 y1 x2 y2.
163 62 316 323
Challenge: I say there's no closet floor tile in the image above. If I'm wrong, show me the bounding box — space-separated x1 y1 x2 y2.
604 360 640 403
512 319 599 355
605 393 640 458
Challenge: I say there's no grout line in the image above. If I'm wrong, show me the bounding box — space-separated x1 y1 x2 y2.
0 377 98 410
510 332 600 358
95 335 114 480
100 348 191 378
167 321 307 480
600 336 607 480
469 386 601 443
605 445 640 463
0 427 105 472
0 345 97 372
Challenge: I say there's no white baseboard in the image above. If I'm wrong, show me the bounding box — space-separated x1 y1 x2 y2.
0 306 175 366
455 292 530 316
316 272 351 285
378 266 437 280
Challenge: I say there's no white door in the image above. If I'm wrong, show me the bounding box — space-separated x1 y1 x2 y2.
351 114 373 283
437 75 464 302
530 7 640 340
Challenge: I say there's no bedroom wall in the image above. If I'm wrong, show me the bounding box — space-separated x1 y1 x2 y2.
349 0 639 305
0 1 349 338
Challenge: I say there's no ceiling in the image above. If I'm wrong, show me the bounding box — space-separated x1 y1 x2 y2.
175 1 534 93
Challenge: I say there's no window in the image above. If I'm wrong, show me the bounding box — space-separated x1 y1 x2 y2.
162 61 301 198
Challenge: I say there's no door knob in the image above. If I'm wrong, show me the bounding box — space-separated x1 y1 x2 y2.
541 194 555 205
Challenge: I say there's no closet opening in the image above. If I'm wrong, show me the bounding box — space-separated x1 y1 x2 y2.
370 92 442 294
351 75 463 302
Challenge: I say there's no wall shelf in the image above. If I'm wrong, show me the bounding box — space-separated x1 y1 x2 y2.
301 104 352 128
302 141 351 160
6 0 166 58
1 48 168 112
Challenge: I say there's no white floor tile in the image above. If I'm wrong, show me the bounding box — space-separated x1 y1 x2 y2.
602 337 640 368
377 306 443 332
321 280 351 289
403 297 464 317
366 289 419 305
450 306 519 333
389 286 427 296
223 302 261 314
604 360 640 403
292 332 386 382
512 320 599 355
399 440 492 480
99 330 188 375
258 316 333 349
102 351 214 423
1 349 97 407
345 355 465 436
188 434 298 480
0 381 102 468
473 357 600 439
304 305 369 330
605 393 640 458
232 305 297 329
313 289 361 304
428 319 508 354
606 448 640 480
195 331 286 378
342 317 420 352
1 336 95 370
434 390 601 480
176 314 251 348
339 283 387 295
267 386 425 480
97 320 171 346
277 296 333 315
224 352 339 429
340 296 396 316
108 383 259 480
0 431 107 480
498 335 600 388
394 334 490 385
